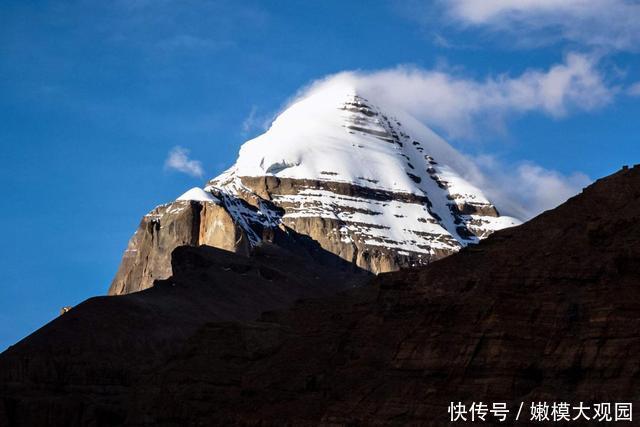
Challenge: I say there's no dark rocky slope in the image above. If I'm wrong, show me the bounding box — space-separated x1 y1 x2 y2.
0 245 367 426
124 165 640 425
2 165 640 426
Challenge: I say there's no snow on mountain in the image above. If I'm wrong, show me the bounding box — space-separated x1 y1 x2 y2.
177 187 220 203
235 80 474 195
111 81 523 295
204 81 520 270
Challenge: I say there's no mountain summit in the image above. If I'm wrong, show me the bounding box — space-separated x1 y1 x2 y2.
110 85 519 295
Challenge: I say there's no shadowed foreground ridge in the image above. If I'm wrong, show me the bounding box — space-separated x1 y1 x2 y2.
1 165 640 426
0 244 368 426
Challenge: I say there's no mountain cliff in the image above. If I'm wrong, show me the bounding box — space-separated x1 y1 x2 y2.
110 85 519 295
1 165 638 426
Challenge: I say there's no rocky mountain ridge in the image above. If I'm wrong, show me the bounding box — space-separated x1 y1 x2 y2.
110 86 519 295
2 165 638 426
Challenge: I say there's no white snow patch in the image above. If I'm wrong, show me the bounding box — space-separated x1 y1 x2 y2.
176 187 219 203
203 83 522 255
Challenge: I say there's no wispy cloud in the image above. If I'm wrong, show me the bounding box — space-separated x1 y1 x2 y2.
298 53 614 139
156 34 235 52
443 0 640 51
164 146 204 178
241 105 259 136
103 1 268 59
285 57 604 218
472 156 591 220
240 105 274 137
628 82 640 97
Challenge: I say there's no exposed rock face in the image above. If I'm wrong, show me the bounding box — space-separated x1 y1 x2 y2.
110 88 519 294
205 91 520 273
210 175 457 274
1 166 638 426
109 200 251 295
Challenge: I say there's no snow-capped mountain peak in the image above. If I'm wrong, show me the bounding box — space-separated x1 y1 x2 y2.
110 84 521 295
207 86 520 269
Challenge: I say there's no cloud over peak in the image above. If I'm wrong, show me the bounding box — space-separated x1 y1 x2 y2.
282 55 604 219
295 53 613 140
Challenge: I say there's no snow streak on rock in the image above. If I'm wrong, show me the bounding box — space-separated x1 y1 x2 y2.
111 82 523 296
202 85 521 271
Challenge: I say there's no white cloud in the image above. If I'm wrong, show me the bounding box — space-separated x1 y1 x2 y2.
510 163 590 218
241 105 259 136
240 105 275 137
297 53 613 139
445 0 640 51
472 157 591 220
283 58 601 219
164 146 204 178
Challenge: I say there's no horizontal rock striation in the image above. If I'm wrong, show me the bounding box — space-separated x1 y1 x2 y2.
108 200 252 295
110 89 520 295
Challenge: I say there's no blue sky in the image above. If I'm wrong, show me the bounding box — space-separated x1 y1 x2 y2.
1 0 639 350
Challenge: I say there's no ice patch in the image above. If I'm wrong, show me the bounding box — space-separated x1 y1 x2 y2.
176 187 219 203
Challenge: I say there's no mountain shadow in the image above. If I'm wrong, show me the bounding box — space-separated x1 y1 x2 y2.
2 165 640 425
0 242 369 426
